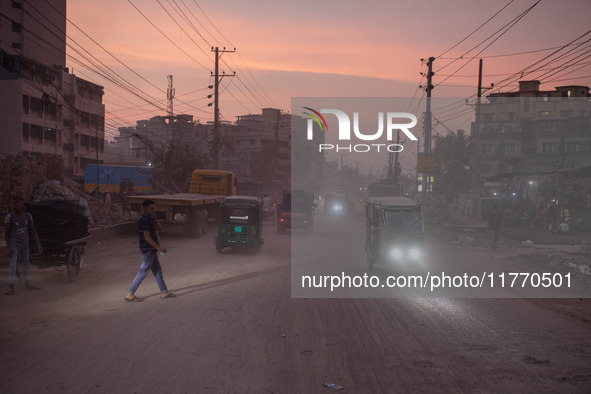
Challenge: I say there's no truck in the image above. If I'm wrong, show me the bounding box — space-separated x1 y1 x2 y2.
124 170 237 238
84 164 154 195
276 190 315 234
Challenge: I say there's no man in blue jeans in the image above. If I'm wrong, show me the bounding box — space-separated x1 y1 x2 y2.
4 196 43 295
125 199 175 302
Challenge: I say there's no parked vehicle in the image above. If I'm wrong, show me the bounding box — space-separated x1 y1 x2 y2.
365 196 424 270
125 170 236 238
215 196 264 253
276 190 315 234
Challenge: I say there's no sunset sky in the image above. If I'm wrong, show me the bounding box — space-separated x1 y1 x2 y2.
66 0 591 172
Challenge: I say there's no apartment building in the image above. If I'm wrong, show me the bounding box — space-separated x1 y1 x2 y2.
473 80 591 185
109 114 207 165
0 0 105 177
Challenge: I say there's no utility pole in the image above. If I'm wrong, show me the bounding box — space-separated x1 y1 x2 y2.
394 130 400 184
273 109 281 182
421 57 434 207
210 47 235 169
340 154 344 184
416 137 420 199
471 59 483 218
167 75 174 116
387 150 393 180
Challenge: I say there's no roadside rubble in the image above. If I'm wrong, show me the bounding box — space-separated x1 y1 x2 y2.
31 178 128 229
453 234 476 246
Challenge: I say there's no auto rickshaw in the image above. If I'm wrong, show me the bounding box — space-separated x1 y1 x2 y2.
215 196 264 253
365 196 424 270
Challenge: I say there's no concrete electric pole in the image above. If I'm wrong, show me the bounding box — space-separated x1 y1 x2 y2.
210 47 235 169
421 57 434 207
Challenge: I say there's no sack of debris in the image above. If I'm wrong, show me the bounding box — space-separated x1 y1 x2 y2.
25 200 89 251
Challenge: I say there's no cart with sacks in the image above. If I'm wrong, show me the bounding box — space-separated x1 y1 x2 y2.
26 200 90 282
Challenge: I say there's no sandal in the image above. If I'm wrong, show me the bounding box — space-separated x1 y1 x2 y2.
160 292 176 299
125 294 143 302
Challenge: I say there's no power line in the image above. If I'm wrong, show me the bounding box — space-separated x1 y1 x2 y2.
436 1 541 86
437 0 514 59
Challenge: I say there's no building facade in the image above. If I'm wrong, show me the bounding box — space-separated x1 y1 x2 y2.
473 80 591 198
108 114 206 165
221 108 292 186
0 0 105 177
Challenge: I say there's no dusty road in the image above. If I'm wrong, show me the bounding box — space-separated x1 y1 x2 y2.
1 209 590 393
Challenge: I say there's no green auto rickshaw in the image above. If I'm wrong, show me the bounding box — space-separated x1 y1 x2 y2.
215 196 264 253
365 196 424 271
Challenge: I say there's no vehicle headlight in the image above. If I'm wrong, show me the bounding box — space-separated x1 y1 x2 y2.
390 248 403 259
409 248 421 259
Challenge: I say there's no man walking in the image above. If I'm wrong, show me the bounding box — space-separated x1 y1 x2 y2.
125 199 175 302
4 196 43 295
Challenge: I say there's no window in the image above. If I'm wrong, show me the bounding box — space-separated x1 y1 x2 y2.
481 113 493 122
12 22 22 33
30 124 43 143
564 143 578 153
22 95 29 114
12 1 23 9
501 112 515 121
542 143 557 153
479 144 494 154
539 111 551 118
12 42 21 49
543 120 555 131
504 144 518 155
22 123 29 142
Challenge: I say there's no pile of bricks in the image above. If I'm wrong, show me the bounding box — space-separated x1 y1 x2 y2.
0 155 127 229
0 155 63 220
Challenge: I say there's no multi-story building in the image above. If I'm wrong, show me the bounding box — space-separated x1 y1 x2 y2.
108 114 207 165
220 108 294 187
473 80 591 197
109 107 325 190
0 0 105 177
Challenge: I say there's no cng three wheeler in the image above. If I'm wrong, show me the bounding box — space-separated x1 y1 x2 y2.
215 196 264 253
365 196 424 271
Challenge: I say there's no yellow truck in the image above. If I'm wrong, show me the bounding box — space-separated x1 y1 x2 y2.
124 170 236 238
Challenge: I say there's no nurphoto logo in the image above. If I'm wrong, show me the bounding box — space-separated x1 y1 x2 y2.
303 107 418 153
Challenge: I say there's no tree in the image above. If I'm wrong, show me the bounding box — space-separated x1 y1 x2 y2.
432 129 471 199
151 144 207 191
535 172 590 218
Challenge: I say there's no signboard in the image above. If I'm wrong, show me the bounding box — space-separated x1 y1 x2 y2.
417 153 434 173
